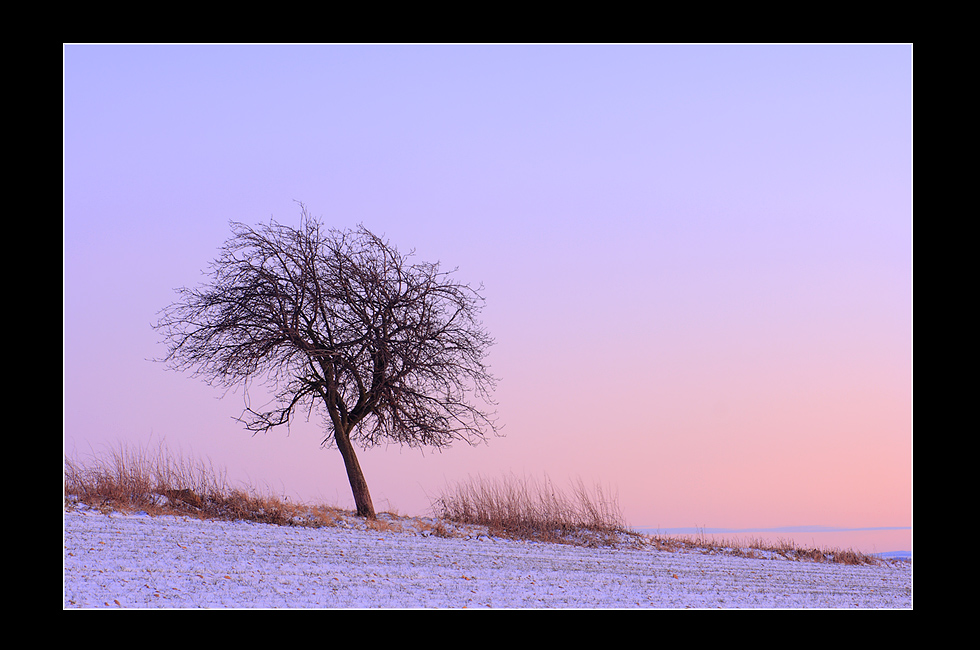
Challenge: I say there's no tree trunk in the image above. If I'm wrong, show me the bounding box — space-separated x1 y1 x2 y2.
334 425 376 519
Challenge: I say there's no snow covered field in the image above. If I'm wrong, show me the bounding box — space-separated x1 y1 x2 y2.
64 506 912 609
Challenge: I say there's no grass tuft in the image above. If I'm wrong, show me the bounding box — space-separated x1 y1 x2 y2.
430 472 641 547
64 442 343 528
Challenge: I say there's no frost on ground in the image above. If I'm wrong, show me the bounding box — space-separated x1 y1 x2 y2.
63 505 911 609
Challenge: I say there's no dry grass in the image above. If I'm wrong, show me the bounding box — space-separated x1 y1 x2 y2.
430 473 641 547
65 444 895 564
64 442 344 528
641 528 886 566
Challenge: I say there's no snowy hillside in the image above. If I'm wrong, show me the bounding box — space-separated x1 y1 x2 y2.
63 505 912 608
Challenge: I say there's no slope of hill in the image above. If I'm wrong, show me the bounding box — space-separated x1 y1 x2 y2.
63 506 912 609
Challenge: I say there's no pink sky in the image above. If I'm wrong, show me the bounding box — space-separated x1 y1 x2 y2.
63 44 911 554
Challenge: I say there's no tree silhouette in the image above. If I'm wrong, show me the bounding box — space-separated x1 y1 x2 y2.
154 205 498 518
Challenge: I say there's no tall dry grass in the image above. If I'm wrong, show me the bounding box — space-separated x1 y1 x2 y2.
431 473 638 546
63 442 342 527
64 442 226 508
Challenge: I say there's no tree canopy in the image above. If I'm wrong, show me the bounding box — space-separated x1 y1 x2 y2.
154 206 498 517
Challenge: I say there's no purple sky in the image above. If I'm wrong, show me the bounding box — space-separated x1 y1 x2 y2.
64 44 912 553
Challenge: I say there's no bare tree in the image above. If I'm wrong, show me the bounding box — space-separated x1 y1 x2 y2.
153 205 499 518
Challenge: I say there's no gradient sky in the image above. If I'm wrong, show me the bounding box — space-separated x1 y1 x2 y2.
63 44 912 553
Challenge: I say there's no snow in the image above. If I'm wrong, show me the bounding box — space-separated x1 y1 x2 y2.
63 505 912 609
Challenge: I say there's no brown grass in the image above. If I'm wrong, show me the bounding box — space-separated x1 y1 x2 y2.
641 528 886 566
430 473 641 547
63 442 344 528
